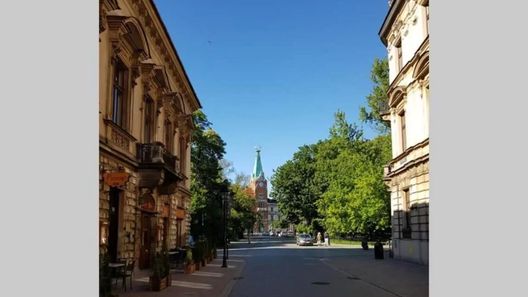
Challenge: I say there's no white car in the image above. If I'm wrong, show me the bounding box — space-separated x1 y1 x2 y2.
296 234 313 246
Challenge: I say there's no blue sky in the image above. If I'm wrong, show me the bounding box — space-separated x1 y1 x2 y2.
154 0 389 185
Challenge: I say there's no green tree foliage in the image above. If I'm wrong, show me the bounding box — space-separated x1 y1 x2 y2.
190 110 228 245
228 181 257 240
270 144 320 227
359 57 390 134
271 110 392 240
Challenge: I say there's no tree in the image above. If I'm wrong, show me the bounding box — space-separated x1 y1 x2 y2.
228 182 257 242
316 111 391 239
359 57 390 134
271 109 392 240
270 144 321 229
330 109 364 142
190 110 228 246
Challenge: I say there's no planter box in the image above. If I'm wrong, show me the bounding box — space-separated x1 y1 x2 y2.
150 274 171 291
194 262 200 271
184 263 194 274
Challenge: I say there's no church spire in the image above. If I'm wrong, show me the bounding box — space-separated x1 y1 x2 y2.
252 147 264 179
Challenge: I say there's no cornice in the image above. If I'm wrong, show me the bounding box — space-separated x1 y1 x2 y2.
129 0 202 111
379 0 406 46
387 137 429 169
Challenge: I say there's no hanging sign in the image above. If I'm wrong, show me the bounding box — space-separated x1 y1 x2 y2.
103 172 129 187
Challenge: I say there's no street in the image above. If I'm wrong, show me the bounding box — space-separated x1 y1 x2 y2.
227 238 428 297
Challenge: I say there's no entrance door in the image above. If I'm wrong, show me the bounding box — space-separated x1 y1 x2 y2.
108 188 120 262
176 219 182 247
139 214 153 269
163 218 169 250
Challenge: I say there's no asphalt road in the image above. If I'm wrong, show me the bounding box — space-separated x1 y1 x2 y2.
227 238 428 297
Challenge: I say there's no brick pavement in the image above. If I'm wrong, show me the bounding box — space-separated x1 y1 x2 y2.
114 251 245 297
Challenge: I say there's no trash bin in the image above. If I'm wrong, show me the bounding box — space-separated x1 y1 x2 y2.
374 241 384 259
361 238 369 250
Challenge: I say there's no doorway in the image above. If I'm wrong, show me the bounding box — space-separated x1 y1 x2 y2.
139 213 154 269
108 187 121 262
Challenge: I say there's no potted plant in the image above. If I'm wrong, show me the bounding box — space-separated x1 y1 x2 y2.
184 248 194 274
99 247 117 297
192 245 201 271
149 250 171 291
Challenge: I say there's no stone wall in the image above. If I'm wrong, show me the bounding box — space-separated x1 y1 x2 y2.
99 153 139 261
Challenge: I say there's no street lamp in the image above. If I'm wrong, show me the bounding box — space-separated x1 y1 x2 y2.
221 191 228 268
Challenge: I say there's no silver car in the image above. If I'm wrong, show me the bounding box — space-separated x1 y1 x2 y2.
296 234 313 246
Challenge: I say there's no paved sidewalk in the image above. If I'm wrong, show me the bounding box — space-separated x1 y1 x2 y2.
116 251 245 297
320 249 428 297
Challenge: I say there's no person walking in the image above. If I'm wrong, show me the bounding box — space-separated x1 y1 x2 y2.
316 232 322 246
324 232 329 246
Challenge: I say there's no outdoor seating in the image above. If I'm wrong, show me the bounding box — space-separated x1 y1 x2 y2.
169 248 186 270
113 259 135 291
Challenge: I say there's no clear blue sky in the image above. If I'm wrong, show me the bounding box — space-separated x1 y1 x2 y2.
154 0 389 184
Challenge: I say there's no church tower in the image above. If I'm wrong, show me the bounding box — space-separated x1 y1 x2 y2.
250 147 269 233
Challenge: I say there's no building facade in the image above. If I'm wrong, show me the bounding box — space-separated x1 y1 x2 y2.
267 198 279 232
99 0 201 270
249 149 270 233
379 0 430 265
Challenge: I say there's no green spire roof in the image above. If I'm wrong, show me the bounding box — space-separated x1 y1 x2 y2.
252 148 264 179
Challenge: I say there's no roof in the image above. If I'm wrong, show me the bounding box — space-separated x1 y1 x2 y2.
378 0 405 46
148 0 202 109
252 148 265 179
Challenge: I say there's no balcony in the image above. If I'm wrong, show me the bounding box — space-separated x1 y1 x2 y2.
379 100 391 121
136 142 183 193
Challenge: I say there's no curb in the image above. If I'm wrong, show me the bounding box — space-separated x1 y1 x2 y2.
217 258 247 297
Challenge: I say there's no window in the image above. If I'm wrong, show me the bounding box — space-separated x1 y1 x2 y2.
179 137 186 172
399 110 407 151
402 188 411 239
424 85 430 133
164 120 174 153
425 7 430 35
112 60 129 128
395 38 403 71
144 97 155 143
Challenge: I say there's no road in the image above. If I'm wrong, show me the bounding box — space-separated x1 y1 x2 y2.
227 238 428 297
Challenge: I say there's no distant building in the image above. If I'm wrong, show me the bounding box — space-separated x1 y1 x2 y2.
267 198 279 230
379 0 429 265
249 148 270 233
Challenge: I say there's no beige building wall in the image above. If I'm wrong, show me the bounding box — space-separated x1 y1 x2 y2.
99 0 201 269
380 0 430 265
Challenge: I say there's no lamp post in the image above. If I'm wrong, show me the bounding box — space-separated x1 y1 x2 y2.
221 191 228 268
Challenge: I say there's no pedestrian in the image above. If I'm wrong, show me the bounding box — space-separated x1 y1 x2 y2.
324 232 329 246
316 232 322 246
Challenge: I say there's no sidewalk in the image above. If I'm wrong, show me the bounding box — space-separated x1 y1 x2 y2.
320 249 428 297
116 251 245 297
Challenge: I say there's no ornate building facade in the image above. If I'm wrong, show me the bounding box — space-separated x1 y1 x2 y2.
249 148 270 233
99 0 201 269
379 0 429 265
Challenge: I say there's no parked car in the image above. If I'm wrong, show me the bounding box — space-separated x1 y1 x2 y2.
296 234 313 246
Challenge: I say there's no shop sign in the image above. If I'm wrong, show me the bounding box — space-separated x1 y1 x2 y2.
103 172 129 187
175 209 186 219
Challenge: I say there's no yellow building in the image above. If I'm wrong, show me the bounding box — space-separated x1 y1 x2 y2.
379 0 429 264
99 0 201 270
